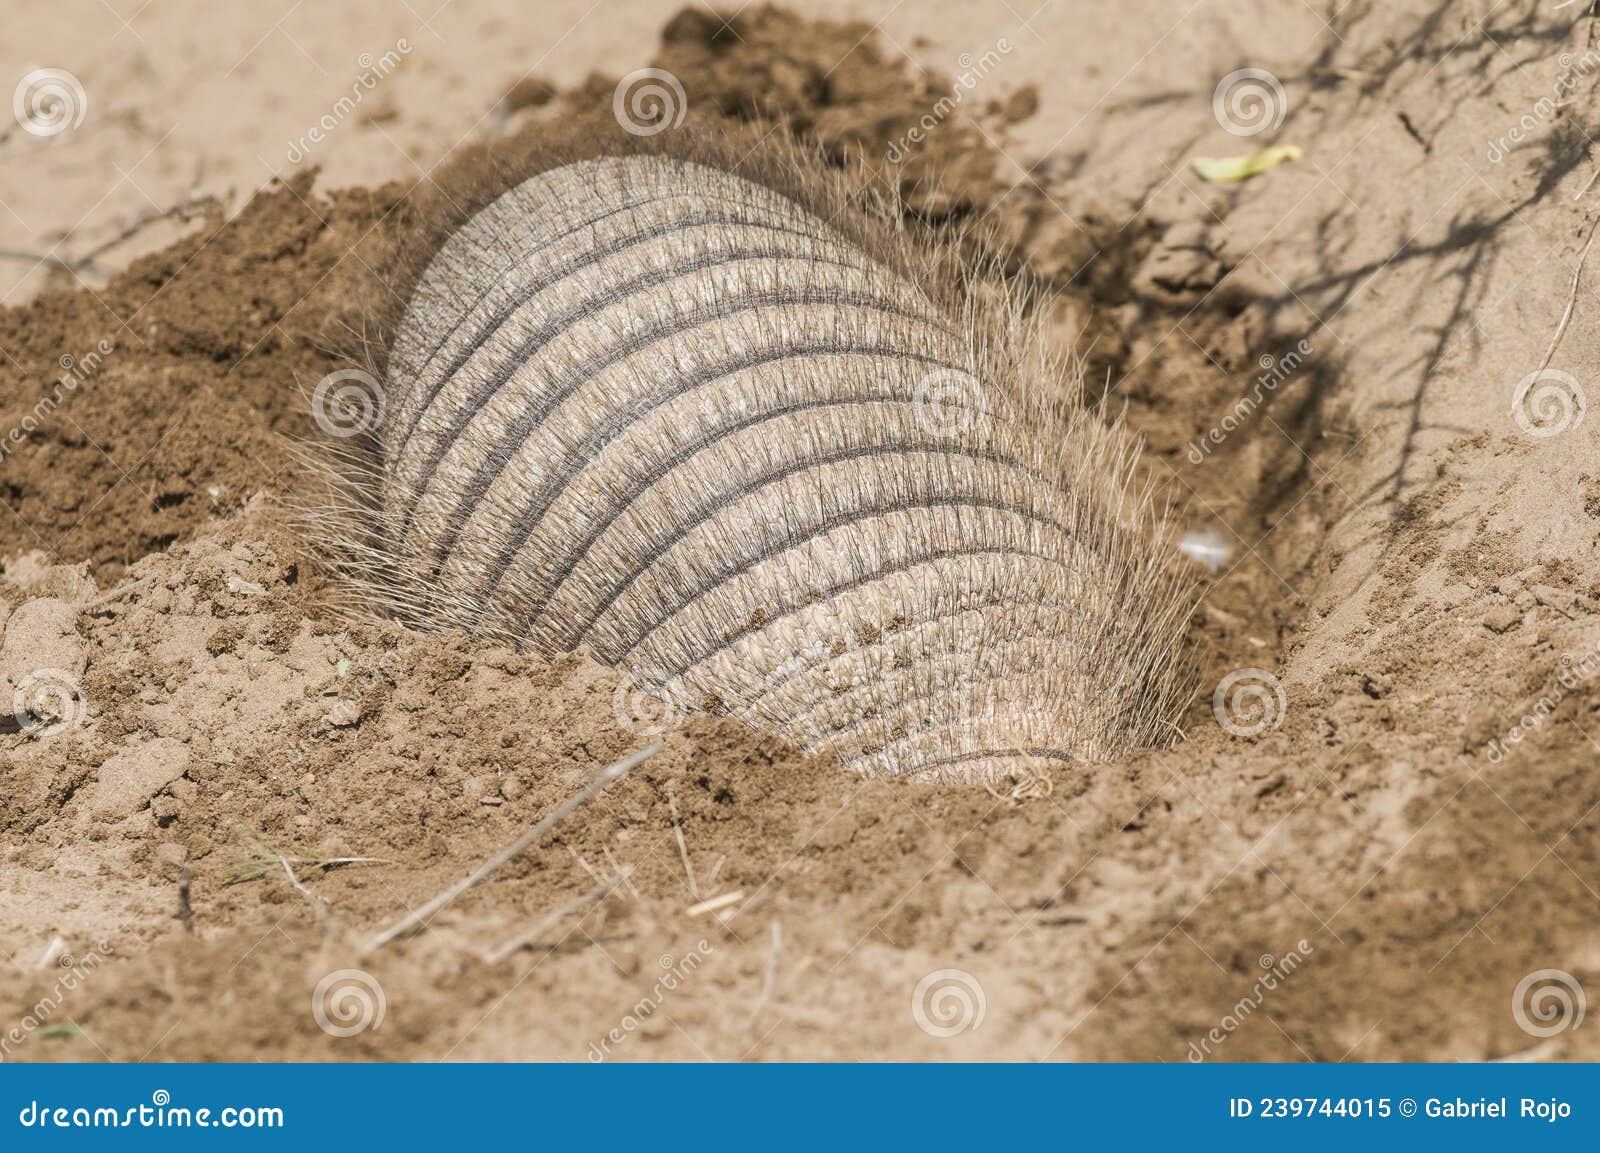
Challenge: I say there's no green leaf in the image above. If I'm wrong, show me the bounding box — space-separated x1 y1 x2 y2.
1190 145 1302 183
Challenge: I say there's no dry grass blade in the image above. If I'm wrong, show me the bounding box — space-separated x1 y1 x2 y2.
667 787 699 899
220 821 387 886
686 890 743 917
363 741 663 953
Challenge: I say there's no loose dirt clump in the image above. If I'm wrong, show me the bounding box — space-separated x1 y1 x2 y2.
0 178 405 581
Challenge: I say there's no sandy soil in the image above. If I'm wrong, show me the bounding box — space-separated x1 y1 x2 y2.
2 1 1599 1062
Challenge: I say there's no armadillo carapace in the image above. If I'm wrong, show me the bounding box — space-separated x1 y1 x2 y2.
369 152 1190 782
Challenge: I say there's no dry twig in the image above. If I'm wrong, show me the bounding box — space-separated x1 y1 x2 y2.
741 921 783 1055
602 845 641 901
0 196 223 282
280 855 331 930
705 852 728 887
482 867 634 964
686 890 743 918
85 575 154 614
1536 210 1600 376
362 741 662 953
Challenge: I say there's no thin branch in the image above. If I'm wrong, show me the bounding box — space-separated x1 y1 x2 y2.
85 575 154 614
741 921 783 1055
0 249 95 276
75 195 223 264
602 845 641 901
1536 209 1600 375
0 195 223 284
482 867 634 964
362 741 662 953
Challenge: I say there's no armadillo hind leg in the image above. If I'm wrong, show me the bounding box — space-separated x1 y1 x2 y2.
378 154 1174 782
